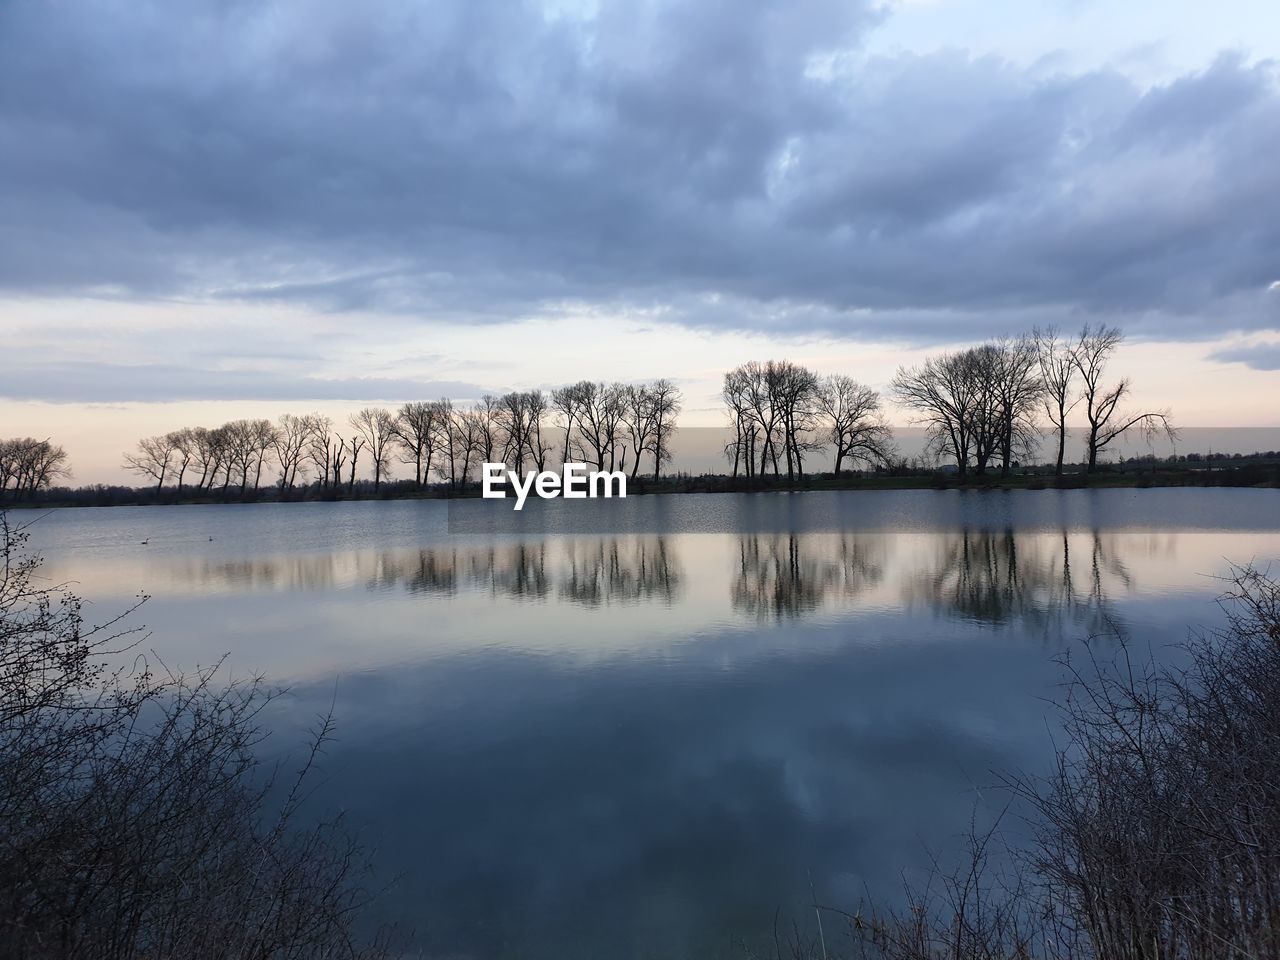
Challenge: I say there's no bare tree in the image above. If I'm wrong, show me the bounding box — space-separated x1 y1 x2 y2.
187 426 221 491
219 421 252 493
475 396 501 467
393 401 441 488
0 441 16 496
435 399 460 487
572 381 605 469
0 438 71 500
454 408 486 488
551 383 585 463
721 361 784 477
124 434 177 492
248 418 278 491
722 367 757 478
218 419 276 493
771 360 823 480
272 413 314 492
496 391 536 473
208 424 235 491
526 390 552 472
989 335 1044 476
648 379 681 480
304 416 338 491
893 340 1042 479
1073 324 1176 472
892 351 981 478
722 362 827 479
1036 327 1080 476
818 376 894 475
167 428 198 493
745 361 784 476
344 434 365 491
350 408 397 491
573 381 627 471
622 384 657 480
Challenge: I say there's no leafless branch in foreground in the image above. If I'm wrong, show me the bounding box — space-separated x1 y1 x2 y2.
0 513 395 960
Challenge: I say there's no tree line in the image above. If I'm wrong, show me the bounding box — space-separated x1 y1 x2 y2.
0 327 1183 501
889 323 1175 477
123 380 682 495
718 324 1173 482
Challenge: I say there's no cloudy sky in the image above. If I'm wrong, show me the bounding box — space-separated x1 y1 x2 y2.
2 0 1278 483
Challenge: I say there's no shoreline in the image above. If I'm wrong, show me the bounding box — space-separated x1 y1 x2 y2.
6 461 1278 510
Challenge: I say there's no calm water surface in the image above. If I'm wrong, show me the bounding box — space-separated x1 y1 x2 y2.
25 489 1280 959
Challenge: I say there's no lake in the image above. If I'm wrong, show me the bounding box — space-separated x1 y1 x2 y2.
23 489 1280 959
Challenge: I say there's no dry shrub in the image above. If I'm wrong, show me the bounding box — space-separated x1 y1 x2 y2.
783 565 1280 960
0 514 392 960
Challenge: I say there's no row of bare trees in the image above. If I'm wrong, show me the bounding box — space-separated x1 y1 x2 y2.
549 379 681 478
124 382 683 495
0 437 71 501
891 324 1175 477
722 362 894 479
125 420 280 495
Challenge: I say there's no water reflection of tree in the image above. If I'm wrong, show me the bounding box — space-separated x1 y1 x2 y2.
368 537 681 605
559 538 680 606
908 528 1140 637
363 543 553 598
181 538 681 606
732 533 887 620
179 555 346 592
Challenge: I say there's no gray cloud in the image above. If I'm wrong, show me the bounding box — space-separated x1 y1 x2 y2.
0 360 486 404
1210 342 1280 371
1 1 1278 343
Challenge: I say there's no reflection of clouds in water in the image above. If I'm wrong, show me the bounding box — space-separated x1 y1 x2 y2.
284 620 1047 960
24 493 1280 960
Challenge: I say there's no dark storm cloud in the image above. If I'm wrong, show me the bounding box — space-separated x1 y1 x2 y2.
1 0 1278 341
0 359 485 404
